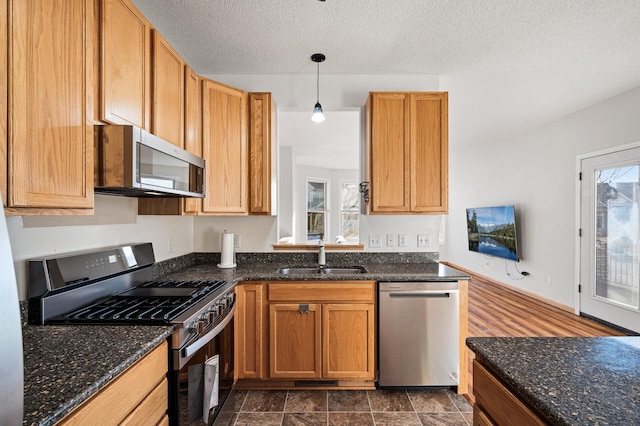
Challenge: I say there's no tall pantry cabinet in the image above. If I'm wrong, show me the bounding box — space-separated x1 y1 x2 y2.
4 0 94 213
365 92 448 214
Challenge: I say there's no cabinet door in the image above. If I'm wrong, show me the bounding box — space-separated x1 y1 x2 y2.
8 0 94 210
201 79 247 214
269 303 321 379
151 30 184 147
182 66 201 215
1 0 7 205
369 93 410 213
101 0 151 129
323 303 375 379
248 93 276 215
236 283 266 379
410 93 448 213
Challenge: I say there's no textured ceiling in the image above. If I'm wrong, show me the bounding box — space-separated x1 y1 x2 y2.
131 0 640 145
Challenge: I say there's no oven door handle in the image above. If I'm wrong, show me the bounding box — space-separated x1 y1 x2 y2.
181 305 235 359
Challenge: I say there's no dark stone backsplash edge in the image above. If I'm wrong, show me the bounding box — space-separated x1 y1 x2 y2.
152 251 439 278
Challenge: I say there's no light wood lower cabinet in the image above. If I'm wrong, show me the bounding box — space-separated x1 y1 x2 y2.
472 360 547 426
235 281 375 387
57 341 168 425
235 282 268 379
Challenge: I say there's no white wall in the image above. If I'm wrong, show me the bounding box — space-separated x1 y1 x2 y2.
7 196 194 300
440 84 640 309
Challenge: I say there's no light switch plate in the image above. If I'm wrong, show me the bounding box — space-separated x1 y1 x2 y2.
369 234 382 248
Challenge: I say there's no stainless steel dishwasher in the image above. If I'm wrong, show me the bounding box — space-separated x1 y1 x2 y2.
378 281 459 388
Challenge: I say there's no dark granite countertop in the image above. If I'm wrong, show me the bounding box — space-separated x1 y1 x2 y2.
23 324 173 426
160 259 469 283
467 336 640 426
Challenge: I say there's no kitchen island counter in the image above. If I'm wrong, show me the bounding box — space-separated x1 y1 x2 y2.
467 336 640 425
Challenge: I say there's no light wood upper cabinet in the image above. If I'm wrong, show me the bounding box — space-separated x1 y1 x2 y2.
138 66 201 216
1 0 7 206
100 0 151 129
366 92 448 214
201 78 248 215
7 0 94 212
151 30 185 148
248 93 277 215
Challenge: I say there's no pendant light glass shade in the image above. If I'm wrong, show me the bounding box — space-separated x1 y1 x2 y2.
311 102 325 122
311 53 326 123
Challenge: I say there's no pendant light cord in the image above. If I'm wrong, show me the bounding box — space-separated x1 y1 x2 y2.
316 61 320 103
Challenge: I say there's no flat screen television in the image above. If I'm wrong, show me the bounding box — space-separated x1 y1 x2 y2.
466 205 520 261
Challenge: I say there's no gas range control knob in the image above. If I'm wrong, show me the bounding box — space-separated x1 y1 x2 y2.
190 320 205 335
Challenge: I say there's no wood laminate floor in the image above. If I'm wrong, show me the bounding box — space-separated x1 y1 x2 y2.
196 274 626 425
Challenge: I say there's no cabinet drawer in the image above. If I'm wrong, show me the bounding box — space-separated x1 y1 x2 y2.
121 377 168 425
473 360 546 426
268 281 375 303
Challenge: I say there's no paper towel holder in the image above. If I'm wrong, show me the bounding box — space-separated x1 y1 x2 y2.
217 229 237 269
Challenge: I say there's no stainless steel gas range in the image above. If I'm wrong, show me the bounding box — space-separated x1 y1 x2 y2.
27 243 235 425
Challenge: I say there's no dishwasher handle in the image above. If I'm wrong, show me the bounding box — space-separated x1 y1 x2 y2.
388 291 453 298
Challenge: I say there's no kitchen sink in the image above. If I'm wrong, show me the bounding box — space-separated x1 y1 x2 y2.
277 266 367 275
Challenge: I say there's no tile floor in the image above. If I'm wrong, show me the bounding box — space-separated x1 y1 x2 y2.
231 388 473 425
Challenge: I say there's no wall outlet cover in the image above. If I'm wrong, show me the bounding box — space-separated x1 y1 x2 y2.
398 234 407 247
417 234 429 247
386 234 395 247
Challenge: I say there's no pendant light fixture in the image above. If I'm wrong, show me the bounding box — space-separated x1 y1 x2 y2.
311 53 326 122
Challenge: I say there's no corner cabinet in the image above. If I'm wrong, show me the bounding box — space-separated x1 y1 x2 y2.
248 93 277 215
235 281 376 388
5 0 94 213
364 92 448 214
201 78 248 215
100 0 151 129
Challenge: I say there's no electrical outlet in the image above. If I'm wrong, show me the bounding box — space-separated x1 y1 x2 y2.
398 234 407 247
167 238 174 253
386 234 396 247
369 234 382 248
233 234 241 249
417 234 429 247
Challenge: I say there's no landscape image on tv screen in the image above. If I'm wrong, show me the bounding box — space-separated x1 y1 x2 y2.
466 205 519 261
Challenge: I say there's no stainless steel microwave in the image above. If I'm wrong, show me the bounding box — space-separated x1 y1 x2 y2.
94 125 205 198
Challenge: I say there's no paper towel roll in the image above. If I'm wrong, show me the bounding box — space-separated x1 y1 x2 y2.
217 230 236 268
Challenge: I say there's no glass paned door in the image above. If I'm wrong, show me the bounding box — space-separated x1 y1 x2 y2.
580 146 640 333
307 179 328 241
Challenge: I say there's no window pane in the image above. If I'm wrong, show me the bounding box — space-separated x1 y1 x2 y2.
341 183 360 210
308 181 326 210
595 165 640 309
307 212 325 240
342 212 359 241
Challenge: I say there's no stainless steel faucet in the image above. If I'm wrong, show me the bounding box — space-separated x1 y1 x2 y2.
318 238 326 268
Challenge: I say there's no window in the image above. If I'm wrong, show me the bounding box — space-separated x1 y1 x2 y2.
306 179 328 241
340 181 360 242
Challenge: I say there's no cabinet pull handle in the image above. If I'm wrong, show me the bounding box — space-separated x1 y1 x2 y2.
299 304 309 314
